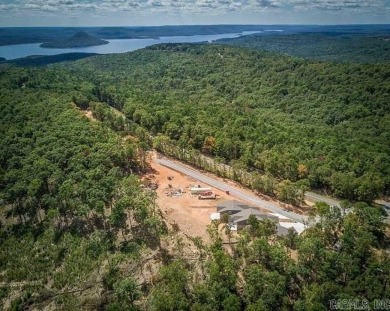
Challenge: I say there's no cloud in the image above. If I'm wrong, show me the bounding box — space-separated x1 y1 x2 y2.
0 0 388 16
256 0 280 8
287 0 387 12
0 0 283 13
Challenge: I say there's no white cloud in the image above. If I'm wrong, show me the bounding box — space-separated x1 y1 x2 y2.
0 0 388 17
287 0 387 12
1 0 285 13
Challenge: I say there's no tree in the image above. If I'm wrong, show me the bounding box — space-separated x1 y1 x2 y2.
110 204 127 241
223 222 233 247
148 261 190 311
284 227 299 250
202 136 216 155
355 173 385 203
252 173 277 197
114 278 141 309
276 180 305 206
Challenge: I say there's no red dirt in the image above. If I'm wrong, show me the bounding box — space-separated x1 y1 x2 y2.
146 153 230 240
146 152 301 240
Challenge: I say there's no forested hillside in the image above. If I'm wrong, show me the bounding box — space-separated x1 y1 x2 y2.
65 44 390 202
0 66 165 309
4 53 98 66
216 33 390 63
1 47 390 310
40 32 108 49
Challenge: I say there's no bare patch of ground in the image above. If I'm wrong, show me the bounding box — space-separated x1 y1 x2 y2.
145 154 232 241
145 151 302 241
81 109 96 122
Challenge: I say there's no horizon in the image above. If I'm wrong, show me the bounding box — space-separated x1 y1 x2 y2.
1 23 390 28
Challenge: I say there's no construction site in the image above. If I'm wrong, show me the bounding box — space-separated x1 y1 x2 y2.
141 152 305 240
140 156 228 239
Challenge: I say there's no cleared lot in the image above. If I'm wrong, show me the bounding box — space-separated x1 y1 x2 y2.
146 152 305 239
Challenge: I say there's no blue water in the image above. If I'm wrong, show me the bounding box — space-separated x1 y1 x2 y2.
0 31 260 60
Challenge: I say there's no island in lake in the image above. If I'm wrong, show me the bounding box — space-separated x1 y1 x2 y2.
40 31 109 48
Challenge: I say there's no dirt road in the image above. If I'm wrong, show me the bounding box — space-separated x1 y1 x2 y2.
157 158 309 224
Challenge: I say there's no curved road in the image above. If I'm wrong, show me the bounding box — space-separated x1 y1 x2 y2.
157 158 309 224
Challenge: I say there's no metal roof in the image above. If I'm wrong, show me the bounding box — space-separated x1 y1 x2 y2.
232 208 278 223
216 200 249 213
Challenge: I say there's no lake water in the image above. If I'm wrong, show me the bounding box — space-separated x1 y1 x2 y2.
0 31 261 60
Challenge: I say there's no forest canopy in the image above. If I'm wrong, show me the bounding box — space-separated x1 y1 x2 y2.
1 41 390 310
216 33 390 63
0 65 164 309
61 43 390 202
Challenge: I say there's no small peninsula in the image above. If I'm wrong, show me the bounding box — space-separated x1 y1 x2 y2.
40 31 109 48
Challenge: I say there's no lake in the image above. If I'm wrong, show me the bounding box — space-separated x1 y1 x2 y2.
0 31 261 60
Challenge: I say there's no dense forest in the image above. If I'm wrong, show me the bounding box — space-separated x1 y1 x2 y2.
0 66 165 309
2 53 98 67
217 33 390 63
61 43 390 202
1 41 390 310
40 32 108 49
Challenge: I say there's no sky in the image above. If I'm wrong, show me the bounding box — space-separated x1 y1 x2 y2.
0 0 389 26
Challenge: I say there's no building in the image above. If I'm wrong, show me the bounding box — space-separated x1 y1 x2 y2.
214 200 286 233
230 207 279 231
276 223 297 236
216 200 249 215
